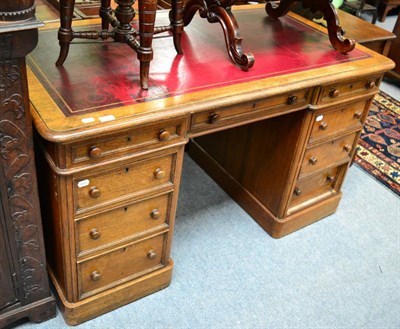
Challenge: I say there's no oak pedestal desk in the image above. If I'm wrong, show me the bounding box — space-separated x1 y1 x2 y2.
27 7 394 325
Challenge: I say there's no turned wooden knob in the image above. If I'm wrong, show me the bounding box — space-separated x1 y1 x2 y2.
89 146 102 158
319 122 328 131
343 144 352 152
89 228 101 240
287 95 298 105
294 187 302 196
354 111 362 119
90 271 101 281
329 89 340 98
366 81 375 89
154 168 165 179
150 209 160 220
147 250 157 260
309 156 318 165
158 129 170 141
326 175 335 183
208 113 220 124
89 187 101 198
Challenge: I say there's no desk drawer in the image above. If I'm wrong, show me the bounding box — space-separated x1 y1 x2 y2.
288 165 343 211
78 233 166 298
299 132 356 178
190 89 309 134
309 100 367 143
76 192 171 256
70 119 186 167
73 153 175 214
319 76 379 105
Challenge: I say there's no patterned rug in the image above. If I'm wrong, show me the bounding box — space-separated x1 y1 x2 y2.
354 91 400 195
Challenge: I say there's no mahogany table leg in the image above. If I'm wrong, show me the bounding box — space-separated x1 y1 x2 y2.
170 0 184 54
56 0 75 66
100 0 112 30
138 0 158 89
182 0 254 70
265 0 355 53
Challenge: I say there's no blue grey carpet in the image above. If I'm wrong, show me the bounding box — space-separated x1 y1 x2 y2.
14 154 400 329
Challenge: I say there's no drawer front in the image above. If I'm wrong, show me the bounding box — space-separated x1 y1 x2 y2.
319 76 379 105
70 119 186 167
299 133 357 178
289 166 342 210
190 89 310 134
309 100 367 143
76 193 171 256
78 233 165 297
74 154 174 213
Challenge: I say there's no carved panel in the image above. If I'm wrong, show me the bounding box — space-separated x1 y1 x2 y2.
0 207 18 311
0 59 48 303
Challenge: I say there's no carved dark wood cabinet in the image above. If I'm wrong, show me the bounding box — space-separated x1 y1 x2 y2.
0 1 56 327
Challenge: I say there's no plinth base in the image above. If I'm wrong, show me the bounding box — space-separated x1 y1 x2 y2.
49 261 173 325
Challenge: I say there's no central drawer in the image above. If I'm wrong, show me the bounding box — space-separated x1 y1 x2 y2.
190 89 310 134
77 233 166 298
73 153 175 214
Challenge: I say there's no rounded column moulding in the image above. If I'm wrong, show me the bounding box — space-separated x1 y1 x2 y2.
0 0 36 21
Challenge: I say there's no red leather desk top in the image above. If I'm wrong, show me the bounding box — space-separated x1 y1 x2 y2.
27 7 368 117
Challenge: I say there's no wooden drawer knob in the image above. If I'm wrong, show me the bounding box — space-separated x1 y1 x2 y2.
329 89 340 98
326 175 335 183
208 112 220 124
89 228 101 240
89 187 101 198
319 122 328 131
343 144 352 152
154 168 165 179
287 95 298 105
90 271 101 281
366 81 375 89
294 187 302 196
147 250 157 260
150 209 160 220
309 156 318 165
89 146 102 158
158 129 170 141
353 111 362 119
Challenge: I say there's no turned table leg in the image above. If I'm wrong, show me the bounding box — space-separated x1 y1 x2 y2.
171 0 184 54
137 0 158 89
100 0 112 30
55 0 182 89
56 0 75 66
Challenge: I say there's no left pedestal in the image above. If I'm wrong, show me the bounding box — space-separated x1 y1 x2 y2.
0 12 56 329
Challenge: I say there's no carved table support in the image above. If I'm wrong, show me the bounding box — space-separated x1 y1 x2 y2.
182 0 255 70
0 1 56 327
56 0 184 90
265 0 355 53
182 0 355 69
